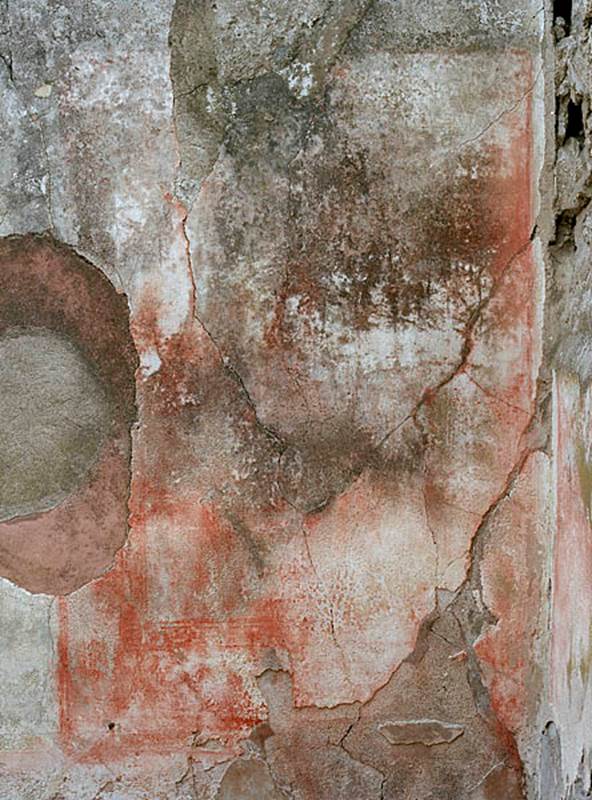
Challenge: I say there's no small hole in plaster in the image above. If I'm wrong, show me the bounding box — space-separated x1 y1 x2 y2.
554 0 572 27
566 99 585 141
108 722 115 731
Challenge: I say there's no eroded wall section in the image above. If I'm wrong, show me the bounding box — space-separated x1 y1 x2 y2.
537 1 592 798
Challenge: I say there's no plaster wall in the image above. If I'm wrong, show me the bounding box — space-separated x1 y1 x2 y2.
0 1 583 798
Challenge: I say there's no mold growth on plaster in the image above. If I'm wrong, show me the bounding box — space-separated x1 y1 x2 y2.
0 234 138 595
171 0 537 524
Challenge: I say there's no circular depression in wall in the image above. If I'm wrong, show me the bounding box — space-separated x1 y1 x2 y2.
0 235 138 595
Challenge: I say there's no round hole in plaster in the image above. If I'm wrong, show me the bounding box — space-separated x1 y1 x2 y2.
0 327 112 522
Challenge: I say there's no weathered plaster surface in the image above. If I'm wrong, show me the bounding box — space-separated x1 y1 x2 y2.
0 0 578 798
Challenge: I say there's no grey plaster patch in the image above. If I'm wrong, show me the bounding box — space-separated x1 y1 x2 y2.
0 327 111 521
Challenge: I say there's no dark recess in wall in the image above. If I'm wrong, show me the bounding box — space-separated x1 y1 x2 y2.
554 0 572 29
566 99 585 141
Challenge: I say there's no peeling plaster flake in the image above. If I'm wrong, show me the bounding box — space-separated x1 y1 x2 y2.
0 240 137 595
379 719 464 747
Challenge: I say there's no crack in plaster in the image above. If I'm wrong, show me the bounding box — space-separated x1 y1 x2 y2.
318 0 377 73
140 6 554 782
192 225 537 526
467 760 509 793
337 714 387 794
175 173 288 452
458 65 544 150
175 161 543 724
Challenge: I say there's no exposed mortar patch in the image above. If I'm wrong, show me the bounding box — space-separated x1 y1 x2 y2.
0 328 111 521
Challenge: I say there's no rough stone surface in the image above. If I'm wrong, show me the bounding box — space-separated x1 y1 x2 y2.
0 0 586 798
537 2 592 798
